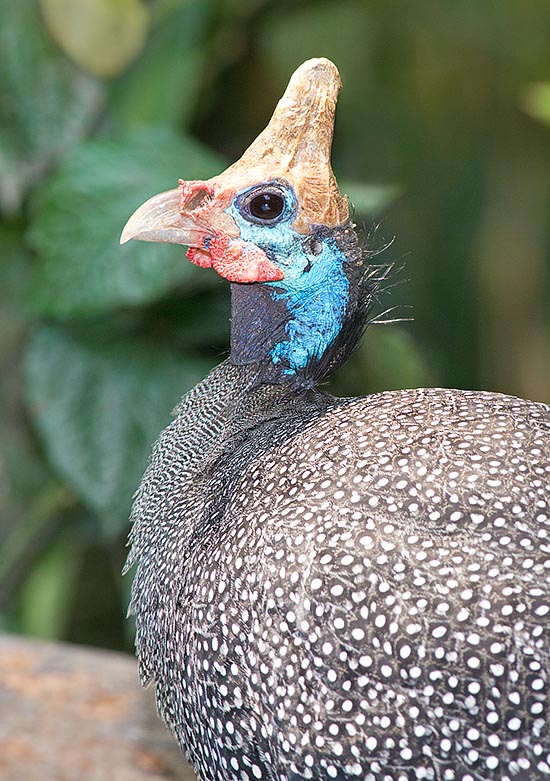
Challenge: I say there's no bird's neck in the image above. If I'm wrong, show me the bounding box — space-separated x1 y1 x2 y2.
230 233 351 387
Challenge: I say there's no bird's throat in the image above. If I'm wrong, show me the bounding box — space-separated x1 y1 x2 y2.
229 240 350 386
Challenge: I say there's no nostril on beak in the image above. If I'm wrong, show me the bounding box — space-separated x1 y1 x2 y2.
186 189 213 210
179 180 216 213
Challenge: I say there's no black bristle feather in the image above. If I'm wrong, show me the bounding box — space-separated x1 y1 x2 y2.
301 221 402 387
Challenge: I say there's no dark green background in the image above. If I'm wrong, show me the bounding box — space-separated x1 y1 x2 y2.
1 0 549 651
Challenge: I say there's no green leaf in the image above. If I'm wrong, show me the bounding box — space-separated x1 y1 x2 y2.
0 227 51 555
23 322 215 535
0 482 75 607
0 0 103 214
142 285 230 351
40 0 151 79
520 82 550 127
17 530 82 640
109 0 214 130
27 126 226 317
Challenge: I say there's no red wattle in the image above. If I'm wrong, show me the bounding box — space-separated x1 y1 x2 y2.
209 236 284 283
186 247 213 268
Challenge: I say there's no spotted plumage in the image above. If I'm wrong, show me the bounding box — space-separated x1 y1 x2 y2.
127 365 550 781
121 59 550 780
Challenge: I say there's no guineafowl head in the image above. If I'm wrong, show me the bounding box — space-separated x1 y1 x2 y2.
121 58 375 387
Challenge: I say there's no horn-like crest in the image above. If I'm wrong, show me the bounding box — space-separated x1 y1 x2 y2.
212 58 348 233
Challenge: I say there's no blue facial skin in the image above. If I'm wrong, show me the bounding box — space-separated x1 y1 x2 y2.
227 181 350 377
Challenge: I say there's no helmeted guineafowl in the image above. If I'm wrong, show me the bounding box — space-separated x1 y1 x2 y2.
121 58 550 781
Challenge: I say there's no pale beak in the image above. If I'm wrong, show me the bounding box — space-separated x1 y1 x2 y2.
120 188 207 247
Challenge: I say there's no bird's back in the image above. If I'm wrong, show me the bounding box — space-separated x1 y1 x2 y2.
136 383 550 781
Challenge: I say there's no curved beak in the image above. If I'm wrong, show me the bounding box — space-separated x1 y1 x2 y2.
120 187 216 248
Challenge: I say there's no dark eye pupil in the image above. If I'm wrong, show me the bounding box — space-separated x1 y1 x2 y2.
249 193 284 220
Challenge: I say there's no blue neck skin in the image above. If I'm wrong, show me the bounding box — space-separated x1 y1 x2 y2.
228 201 351 383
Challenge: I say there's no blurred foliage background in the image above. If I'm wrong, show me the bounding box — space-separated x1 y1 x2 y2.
1 0 549 652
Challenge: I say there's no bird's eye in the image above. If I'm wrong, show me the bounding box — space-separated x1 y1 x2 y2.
236 182 293 225
249 192 285 221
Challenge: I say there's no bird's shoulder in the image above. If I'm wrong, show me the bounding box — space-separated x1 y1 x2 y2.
228 386 550 509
